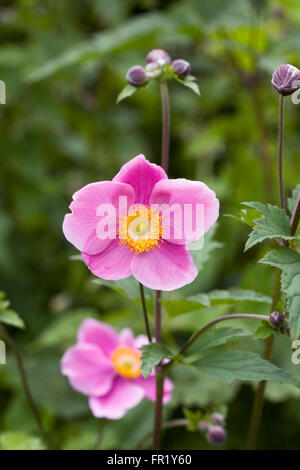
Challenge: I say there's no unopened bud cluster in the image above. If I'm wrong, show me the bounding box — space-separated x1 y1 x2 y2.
198 412 226 447
126 49 192 88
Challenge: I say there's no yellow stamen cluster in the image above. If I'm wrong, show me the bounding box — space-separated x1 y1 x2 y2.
111 346 142 379
118 205 163 254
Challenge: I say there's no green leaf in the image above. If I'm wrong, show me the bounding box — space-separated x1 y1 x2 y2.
183 408 202 431
194 351 300 387
187 326 251 355
253 320 282 340
116 84 138 103
288 184 300 215
242 202 297 251
176 76 200 95
0 432 46 450
260 248 300 340
140 343 173 378
161 288 271 318
225 206 260 227
94 276 151 301
0 292 25 329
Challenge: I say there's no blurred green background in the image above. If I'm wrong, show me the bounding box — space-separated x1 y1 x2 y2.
1 0 300 450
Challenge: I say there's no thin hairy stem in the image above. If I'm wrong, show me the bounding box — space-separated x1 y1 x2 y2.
278 94 285 210
0 323 45 437
246 269 281 450
290 190 300 236
152 81 171 450
137 419 188 450
139 283 152 343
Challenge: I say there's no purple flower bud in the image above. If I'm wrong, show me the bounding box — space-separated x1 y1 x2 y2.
211 412 224 425
271 64 300 96
269 311 285 328
206 425 227 447
126 65 147 87
146 49 171 66
198 420 208 432
172 59 191 77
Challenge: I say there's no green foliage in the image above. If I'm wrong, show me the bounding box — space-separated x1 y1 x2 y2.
260 248 300 340
0 292 24 329
186 326 251 354
140 343 174 378
161 288 271 317
117 84 138 103
194 351 300 387
253 320 282 340
242 202 298 251
0 432 45 450
183 408 202 431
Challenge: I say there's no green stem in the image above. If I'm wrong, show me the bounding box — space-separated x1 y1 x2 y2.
152 81 170 450
0 323 45 438
246 269 281 450
278 94 285 211
139 283 152 343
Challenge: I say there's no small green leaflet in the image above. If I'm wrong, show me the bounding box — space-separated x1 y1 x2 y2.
242 202 298 251
140 343 174 378
183 408 203 431
253 320 282 340
116 84 138 103
175 75 200 95
194 351 300 387
260 248 300 340
160 288 271 318
288 184 300 215
0 292 25 329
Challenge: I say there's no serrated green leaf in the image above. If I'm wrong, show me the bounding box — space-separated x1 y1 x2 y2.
140 343 173 378
260 248 300 340
0 432 46 450
288 184 300 215
187 326 251 355
194 351 300 387
225 207 259 227
242 202 297 251
117 84 138 103
161 288 271 318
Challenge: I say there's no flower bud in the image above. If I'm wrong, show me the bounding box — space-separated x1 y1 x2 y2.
145 63 162 79
211 412 224 425
269 311 285 328
271 64 300 96
146 49 171 66
172 59 191 77
198 420 208 432
206 425 227 447
126 65 147 87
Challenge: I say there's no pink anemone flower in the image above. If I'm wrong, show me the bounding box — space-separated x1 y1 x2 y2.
61 319 173 419
63 155 219 291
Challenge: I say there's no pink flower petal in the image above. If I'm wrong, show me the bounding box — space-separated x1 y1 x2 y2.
150 178 219 244
63 181 135 255
82 239 134 280
77 318 119 358
130 241 197 291
113 155 167 205
118 328 135 347
89 377 144 419
134 376 173 404
134 334 149 349
61 343 115 396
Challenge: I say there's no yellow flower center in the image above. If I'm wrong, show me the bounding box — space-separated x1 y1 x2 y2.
111 346 142 379
118 205 163 254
